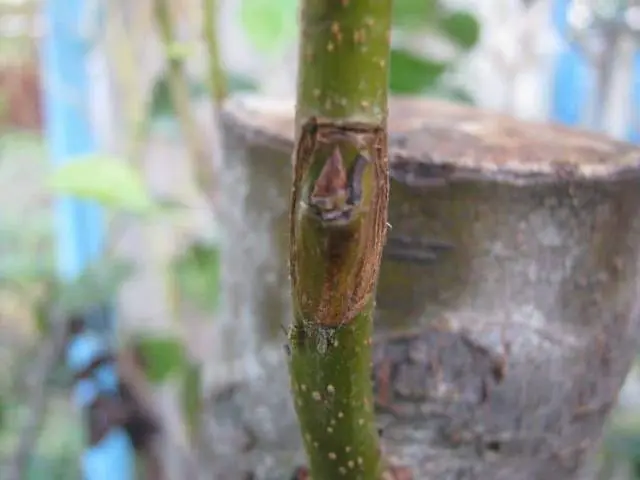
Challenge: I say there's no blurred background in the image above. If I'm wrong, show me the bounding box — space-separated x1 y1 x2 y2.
0 0 638 478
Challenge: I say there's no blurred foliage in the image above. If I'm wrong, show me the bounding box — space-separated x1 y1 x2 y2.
390 1 480 97
24 453 81 480
148 0 480 122
47 259 135 322
0 394 82 480
240 0 298 55
234 0 480 99
48 155 157 216
393 0 438 29
49 154 189 217
135 334 187 384
172 241 221 312
149 68 257 121
0 140 221 441
0 221 54 290
47 154 218 315
439 10 480 49
149 71 209 120
0 210 134 327
389 49 447 94
602 406 640 479
225 71 260 94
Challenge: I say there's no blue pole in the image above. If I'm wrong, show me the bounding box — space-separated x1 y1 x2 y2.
39 0 135 478
550 0 590 127
40 0 105 281
551 1 639 140
550 49 589 126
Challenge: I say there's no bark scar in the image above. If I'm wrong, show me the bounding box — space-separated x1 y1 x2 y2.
290 117 389 327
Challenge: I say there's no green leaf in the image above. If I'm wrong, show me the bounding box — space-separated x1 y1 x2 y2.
172 241 221 312
48 155 157 215
239 0 297 54
439 11 481 50
389 49 447 94
136 335 186 384
392 0 438 30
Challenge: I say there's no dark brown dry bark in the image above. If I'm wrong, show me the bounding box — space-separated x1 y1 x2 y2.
204 96 640 480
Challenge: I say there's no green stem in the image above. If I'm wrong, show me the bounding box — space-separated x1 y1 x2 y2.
296 0 392 123
288 1 392 479
202 0 227 106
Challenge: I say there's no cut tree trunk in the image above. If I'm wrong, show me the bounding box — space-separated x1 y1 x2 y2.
205 95 640 480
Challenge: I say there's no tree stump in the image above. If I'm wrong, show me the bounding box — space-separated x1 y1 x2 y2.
206 96 640 479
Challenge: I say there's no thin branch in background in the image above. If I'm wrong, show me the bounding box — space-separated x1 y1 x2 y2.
149 3 228 476
153 0 217 207
5 312 68 480
202 0 227 108
103 1 152 171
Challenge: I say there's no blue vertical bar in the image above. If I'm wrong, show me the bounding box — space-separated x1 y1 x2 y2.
40 0 105 281
40 0 134 478
550 0 590 126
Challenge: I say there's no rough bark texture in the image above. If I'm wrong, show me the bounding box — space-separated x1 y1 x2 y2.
204 95 640 480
